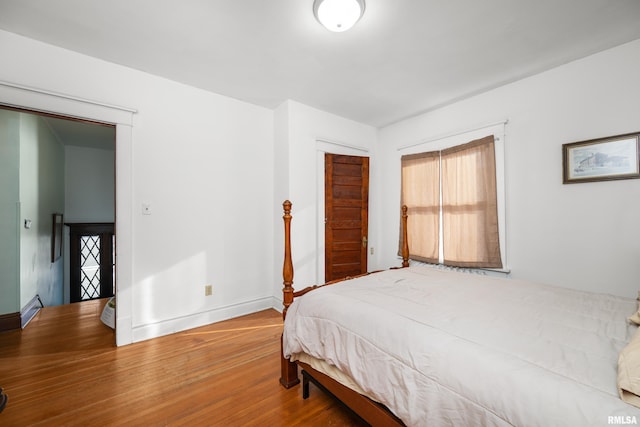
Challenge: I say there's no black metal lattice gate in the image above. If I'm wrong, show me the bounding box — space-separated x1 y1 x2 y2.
67 223 115 303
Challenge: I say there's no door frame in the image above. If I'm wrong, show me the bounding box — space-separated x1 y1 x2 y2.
315 138 370 284
0 80 136 346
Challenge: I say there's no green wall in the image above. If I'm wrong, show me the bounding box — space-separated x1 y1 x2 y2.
0 110 21 314
0 110 65 315
19 114 65 308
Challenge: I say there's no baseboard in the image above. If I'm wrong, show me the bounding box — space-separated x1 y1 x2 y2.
270 296 283 313
21 294 43 328
131 297 275 343
0 312 21 332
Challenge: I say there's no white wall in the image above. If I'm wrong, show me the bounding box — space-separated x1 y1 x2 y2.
378 39 640 298
273 100 378 299
0 29 275 343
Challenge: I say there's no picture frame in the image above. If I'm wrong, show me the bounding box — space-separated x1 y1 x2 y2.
51 213 63 262
562 132 640 184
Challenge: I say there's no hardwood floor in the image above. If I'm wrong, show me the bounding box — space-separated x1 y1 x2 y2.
0 300 366 426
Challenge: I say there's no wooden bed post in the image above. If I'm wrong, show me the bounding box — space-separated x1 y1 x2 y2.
280 200 300 388
401 205 409 268
282 200 294 319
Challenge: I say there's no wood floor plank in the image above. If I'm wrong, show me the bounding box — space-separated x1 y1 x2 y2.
0 300 365 426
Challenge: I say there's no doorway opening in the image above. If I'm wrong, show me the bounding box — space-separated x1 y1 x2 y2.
0 105 116 338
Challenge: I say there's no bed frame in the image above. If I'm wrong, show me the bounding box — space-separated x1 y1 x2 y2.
279 200 410 426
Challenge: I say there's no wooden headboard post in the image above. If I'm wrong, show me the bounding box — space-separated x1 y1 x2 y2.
280 200 300 388
401 205 409 267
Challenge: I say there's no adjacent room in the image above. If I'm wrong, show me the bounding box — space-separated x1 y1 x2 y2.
1 0 639 425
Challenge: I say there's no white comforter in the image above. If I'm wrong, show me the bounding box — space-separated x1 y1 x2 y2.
283 265 640 427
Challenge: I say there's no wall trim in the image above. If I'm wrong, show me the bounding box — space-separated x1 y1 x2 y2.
21 294 43 328
0 312 21 332
397 118 509 151
0 80 137 114
131 297 275 343
316 138 369 154
270 296 283 313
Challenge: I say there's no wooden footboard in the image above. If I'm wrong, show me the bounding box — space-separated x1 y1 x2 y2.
300 362 405 427
279 200 409 424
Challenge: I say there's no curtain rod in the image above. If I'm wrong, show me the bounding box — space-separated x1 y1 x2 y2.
397 118 508 151
0 80 138 114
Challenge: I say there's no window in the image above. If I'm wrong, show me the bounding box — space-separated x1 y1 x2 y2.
68 223 115 303
401 135 503 269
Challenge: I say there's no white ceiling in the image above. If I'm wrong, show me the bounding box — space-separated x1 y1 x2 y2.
41 116 115 151
1 0 640 128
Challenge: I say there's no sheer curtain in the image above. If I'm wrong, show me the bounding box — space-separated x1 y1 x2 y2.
441 136 502 268
400 151 440 263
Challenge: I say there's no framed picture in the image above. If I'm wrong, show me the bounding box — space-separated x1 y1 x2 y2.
51 213 63 262
563 132 640 184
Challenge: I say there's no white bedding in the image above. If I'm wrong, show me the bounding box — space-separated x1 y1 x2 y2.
283 265 640 426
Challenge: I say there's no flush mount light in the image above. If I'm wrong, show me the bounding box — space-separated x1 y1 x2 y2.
313 0 366 32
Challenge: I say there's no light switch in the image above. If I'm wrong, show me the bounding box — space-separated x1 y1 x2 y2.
142 203 152 215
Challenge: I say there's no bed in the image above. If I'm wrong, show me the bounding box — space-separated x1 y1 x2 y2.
278 201 640 426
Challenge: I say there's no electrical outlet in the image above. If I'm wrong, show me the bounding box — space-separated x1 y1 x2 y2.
370 247 374 255
204 285 213 296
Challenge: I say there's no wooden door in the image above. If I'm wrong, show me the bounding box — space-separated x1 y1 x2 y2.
325 153 369 282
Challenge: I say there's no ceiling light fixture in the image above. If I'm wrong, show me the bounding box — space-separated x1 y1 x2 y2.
313 0 366 33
